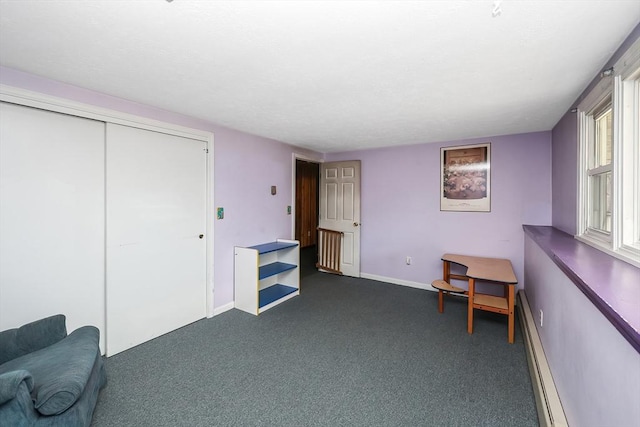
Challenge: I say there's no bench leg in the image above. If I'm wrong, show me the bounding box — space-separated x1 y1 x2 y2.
467 278 475 335
440 260 450 313
508 284 515 343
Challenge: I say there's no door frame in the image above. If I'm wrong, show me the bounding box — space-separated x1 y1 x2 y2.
0 84 216 318
290 152 323 241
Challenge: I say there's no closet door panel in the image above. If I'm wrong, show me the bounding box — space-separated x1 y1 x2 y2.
0 102 105 349
106 123 206 356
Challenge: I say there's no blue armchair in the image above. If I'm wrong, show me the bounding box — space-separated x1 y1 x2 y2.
0 315 106 427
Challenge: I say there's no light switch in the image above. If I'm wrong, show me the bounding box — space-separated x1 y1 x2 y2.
271 185 277 195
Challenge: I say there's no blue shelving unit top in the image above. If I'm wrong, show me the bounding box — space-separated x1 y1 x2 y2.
259 284 297 308
250 241 298 254
259 262 297 280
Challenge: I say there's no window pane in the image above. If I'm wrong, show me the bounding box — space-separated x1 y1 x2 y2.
589 172 612 233
594 107 612 167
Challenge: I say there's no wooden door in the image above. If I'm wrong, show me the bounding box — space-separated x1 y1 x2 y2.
295 160 319 248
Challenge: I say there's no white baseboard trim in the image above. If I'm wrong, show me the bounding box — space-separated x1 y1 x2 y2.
517 290 568 427
360 273 438 292
211 301 235 317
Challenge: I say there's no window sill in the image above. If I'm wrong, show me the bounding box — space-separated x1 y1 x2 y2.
575 233 640 268
523 225 640 353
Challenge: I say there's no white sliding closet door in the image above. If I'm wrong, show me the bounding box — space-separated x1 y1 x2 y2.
0 102 106 349
106 123 207 356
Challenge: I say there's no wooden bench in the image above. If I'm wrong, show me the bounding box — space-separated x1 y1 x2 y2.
434 254 518 343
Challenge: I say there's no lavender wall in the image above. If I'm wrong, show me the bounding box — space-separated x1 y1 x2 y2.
0 66 322 311
551 111 577 235
327 132 552 291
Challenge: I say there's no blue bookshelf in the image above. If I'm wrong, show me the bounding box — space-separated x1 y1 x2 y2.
234 239 300 315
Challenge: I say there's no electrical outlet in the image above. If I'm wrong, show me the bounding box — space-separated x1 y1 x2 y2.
539 309 544 327
406 256 412 265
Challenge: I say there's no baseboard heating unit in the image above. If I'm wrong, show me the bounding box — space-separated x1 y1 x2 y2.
517 290 568 427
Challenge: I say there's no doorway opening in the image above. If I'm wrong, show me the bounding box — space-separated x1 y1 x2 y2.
294 159 320 278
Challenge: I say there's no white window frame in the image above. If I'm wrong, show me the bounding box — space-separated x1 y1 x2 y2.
577 36 640 268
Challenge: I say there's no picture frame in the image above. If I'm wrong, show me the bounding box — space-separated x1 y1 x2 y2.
440 143 491 212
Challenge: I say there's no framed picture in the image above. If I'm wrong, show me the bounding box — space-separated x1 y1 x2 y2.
440 143 491 212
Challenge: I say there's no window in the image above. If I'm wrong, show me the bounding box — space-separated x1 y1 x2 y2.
618 69 640 252
578 37 640 268
587 101 613 234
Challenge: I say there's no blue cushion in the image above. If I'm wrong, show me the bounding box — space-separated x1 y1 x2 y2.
0 326 100 416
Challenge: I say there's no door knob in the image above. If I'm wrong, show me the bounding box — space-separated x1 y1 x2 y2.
199 234 204 239
353 222 359 227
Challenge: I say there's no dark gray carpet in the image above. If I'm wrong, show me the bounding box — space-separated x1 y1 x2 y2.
91 272 538 427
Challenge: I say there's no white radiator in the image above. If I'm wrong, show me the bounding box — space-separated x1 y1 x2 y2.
517 290 568 427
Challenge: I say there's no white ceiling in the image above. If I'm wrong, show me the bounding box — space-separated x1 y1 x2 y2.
1 1 639 153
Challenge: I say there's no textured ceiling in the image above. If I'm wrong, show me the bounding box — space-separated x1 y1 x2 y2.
1 1 639 153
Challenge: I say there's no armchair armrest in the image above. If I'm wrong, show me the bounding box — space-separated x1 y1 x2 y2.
0 370 34 405
0 370 39 426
